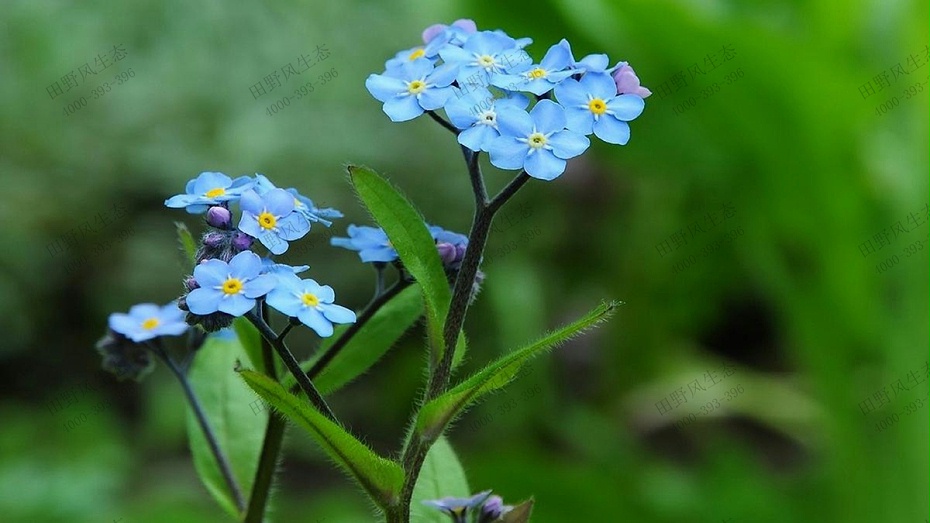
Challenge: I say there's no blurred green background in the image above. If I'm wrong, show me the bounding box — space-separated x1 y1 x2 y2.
1 0 927 521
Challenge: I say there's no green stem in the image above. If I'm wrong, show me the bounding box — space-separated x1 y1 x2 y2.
152 344 246 513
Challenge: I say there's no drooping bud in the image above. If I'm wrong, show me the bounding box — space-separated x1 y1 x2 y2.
95 329 155 382
184 277 199 291
437 242 458 265
477 495 512 523
612 62 652 98
205 206 232 228
202 231 225 248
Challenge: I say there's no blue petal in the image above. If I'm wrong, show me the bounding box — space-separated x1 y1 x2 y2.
165 194 199 209
495 106 533 138
548 130 590 159
239 189 264 214
238 213 263 239
359 246 398 262
298 307 334 337
186 288 223 315
578 54 609 72
487 136 528 170
366 74 406 102
521 78 557 96
218 294 254 317
244 273 278 299
530 100 567 135
260 231 289 255
427 62 459 87
252 174 277 194
108 313 137 336
192 172 232 195
418 86 454 111
331 237 357 250
444 89 491 128
580 72 619 100
263 188 295 216
154 321 189 338
321 303 356 324
438 45 472 66
312 283 335 303
540 40 572 70
593 116 631 145
193 258 229 287
267 288 303 317
554 78 588 106
458 125 498 152
496 93 530 110
128 303 161 319
185 204 210 214
383 96 424 122
228 251 262 278
403 57 435 80
608 94 646 121
277 213 310 240
563 106 595 134
524 150 566 181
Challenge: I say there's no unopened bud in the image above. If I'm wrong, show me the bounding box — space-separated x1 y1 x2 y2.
206 206 232 228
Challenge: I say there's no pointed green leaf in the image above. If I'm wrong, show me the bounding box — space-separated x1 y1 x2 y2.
239 369 404 508
175 221 197 266
410 436 471 523
415 301 617 440
501 498 535 523
186 332 268 518
233 316 265 374
348 165 453 364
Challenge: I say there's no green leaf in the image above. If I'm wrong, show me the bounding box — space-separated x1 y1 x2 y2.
302 284 423 394
239 370 404 509
233 316 265 374
348 165 453 364
501 498 535 523
175 221 197 266
415 301 617 440
410 436 471 523
186 333 268 518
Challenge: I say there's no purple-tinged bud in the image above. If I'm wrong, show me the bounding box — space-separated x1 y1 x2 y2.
185 277 199 291
232 232 253 251
203 232 225 248
437 242 457 265
206 206 232 228
612 63 652 98
478 495 511 523
421 18 477 43
454 244 467 263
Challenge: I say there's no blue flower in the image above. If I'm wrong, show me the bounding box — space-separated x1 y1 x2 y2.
444 87 529 152
251 174 342 226
108 302 189 342
438 31 530 88
385 45 436 73
330 225 397 262
237 188 310 255
186 251 277 317
423 490 492 523
266 275 356 337
366 59 458 122
492 39 576 96
488 99 590 181
165 172 253 214
554 72 645 145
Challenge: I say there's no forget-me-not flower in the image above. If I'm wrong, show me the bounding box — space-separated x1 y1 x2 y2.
330 225 398 262
444 87 529 152
108 302 189 342
488 99 590 181
252 174 342 226
266 275 356 337
492 39 575 95
238 188 310 254
366 59 458 122
554 72 645 145
165 172 253 214
186 251 277 317
439 31 529 89
423 490 493 522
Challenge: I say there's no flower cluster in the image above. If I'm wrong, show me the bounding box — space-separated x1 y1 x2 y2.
423 490 513 523
366 19 649 181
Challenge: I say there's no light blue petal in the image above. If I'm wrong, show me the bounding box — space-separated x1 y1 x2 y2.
229 251 263 278
218 294 254 317
438 45 472 66
593 116 631 145
155 321 189 337
445 89 491 128
252 174 277 194
548 130 590 159
427 62 459 87
495 106 533 138
521 78 557 96
266 288 303 317
321 303 357 324
276 213 310 240
490 73 525 92
383 96 424 122
260 231 289 255
418 86 454 111
458 125 498 152
108 313 137 336
554 78 587 108
540 40 572 70
488 136 528 170
193 259 229 287
260 189 292 217
580 72 619 100
186 288 223 315
238 213 264 238
192 172 232 195
578 54 609 72
239 189 264 214
298 308 334 337
314 283 335 303
496 93 530 110
365 74 406 102
404 57 435 80
531 100 567 134
128 303 161 319
244 274 277 298
185 204 210 214
330 237 356 250
564 106 595 135
359 246 398 262
184 178 197 194
159 303 186 322
165 194 199 208
608 94 646 121
524 150 566 181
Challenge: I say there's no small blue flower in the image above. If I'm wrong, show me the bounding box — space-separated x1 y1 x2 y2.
492 39 576 96
265 275 356 337
438 31 530 88
330 225 397 263
385 45 436 73
251 174 342 226
186 251 277 317
108 302 189 342
238 188 310 255
165 172 253 214
554 72 645 145
488 99 590 181
444 87 529 152
366 59 458 122
423 490 492 523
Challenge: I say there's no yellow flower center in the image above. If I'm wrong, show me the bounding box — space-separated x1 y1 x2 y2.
408 48 426 60
588 98 608 115
528 132 548 149
301 292 320 307
222 278 243 295
205 187 226 198
528 68 547 79
141 317 160 330
407 80 426 95
477 55 495 67
258 211 277 229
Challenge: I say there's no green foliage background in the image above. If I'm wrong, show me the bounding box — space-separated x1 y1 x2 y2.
0 0 926 521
